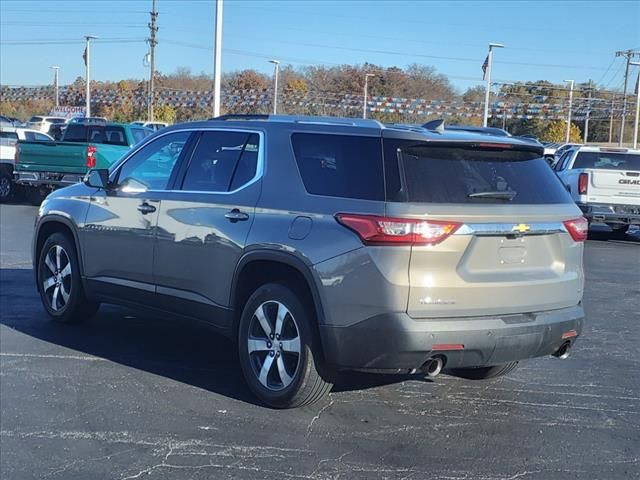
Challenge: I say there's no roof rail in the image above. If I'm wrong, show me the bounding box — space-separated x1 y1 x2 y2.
422 119 445 133
209 114 384 128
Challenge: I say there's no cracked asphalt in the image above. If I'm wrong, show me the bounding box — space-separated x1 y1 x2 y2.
1 203 639 480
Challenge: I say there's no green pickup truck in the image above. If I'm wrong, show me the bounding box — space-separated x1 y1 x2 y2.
15 122 151 201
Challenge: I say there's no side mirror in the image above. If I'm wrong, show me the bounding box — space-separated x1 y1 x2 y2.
84 168 109 189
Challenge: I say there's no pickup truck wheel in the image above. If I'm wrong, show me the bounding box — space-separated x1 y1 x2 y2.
448 361 519 380
37 232 99 323
238 283 332 408
0 172 12 202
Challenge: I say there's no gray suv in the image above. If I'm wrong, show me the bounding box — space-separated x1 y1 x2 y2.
33 115 586 408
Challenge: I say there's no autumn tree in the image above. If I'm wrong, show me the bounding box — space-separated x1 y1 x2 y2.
541 120 583 143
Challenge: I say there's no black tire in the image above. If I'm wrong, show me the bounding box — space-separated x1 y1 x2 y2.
0 170 13 202
609 225 628 240
448 361 519 380
238 283 332 408
37 232 99 323
25 187 48 206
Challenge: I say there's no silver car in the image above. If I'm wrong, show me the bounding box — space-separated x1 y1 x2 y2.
33 115 586 408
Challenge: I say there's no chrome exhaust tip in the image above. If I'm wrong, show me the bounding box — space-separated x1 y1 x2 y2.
423 357 444 377
552 342 571 360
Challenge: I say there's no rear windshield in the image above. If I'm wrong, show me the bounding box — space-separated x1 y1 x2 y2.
573 152 640 171
63 124 129 146
28 116 43 123
131 127 151 144
48 118 66 124
384 140 573 204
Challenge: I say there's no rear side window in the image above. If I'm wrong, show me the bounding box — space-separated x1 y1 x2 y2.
291 133 384 200
384 140 572 204
181 131 260 192
573 152 640 171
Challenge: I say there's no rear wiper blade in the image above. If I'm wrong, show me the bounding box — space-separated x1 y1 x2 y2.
467 190 517 200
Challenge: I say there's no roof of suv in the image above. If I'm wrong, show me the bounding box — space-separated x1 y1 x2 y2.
166 115 544 152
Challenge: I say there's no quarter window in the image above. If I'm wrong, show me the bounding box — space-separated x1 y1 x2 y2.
291 133 384 200
116 131 191 192
181 131 260 192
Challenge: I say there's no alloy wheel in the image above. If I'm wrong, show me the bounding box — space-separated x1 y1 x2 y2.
41 245 72 311
247 301 301 391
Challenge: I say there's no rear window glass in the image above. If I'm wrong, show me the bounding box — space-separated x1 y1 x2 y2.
131 128 151 144
291 133 384 201
384 140 572 204
48 118 66 124
0 131 18 145
103 127 128 146
28 116 43 123
573 152 640 171
63 124 88 142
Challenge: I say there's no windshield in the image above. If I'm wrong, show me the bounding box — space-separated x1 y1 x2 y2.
573 151 640 171
384 140 573 204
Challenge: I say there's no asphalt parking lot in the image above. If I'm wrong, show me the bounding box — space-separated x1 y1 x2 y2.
1 203 638 480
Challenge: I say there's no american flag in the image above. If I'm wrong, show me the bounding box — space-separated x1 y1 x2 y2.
482 55 489 80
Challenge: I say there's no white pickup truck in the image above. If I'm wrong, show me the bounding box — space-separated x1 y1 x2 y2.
555 146 640 236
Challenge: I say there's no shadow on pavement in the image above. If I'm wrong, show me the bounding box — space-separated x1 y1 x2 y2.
0 268 418 405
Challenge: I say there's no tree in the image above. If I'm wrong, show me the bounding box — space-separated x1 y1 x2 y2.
154 104 177 124
541 120 583 143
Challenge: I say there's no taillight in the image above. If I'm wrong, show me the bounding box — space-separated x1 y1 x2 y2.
563 217 588 242
578 172 588 195
86 145 96 168
336 214 461 246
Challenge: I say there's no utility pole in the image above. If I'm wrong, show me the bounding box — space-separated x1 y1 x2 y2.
84 35 97 118
502 103 507 130
212 0 223 117
616 49 640 146
363 73 375 119
50 66 60 108
584 81 592 143
482 43 504 127
147 0 158 122
631 62 640 149
269 60 280 114
564 79 575 143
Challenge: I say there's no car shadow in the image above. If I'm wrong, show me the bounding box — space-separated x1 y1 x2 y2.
0 268 419 406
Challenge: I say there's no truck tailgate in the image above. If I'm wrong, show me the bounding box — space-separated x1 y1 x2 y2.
17 142 87 174
583 169 640 206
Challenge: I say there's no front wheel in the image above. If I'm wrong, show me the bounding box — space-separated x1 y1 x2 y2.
448 361 519 380
37 232 99 323
238 283 332 408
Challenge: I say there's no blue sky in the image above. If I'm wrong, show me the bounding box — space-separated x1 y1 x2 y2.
1 0 639 93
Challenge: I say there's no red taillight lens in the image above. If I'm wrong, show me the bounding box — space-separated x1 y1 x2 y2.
86 145 96 168
578 172 588 195
563 217 588 242
336 214 461 246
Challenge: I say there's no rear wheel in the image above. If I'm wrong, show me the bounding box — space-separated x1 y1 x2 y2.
238 283 332 408
0 171 13 202
37 232 99 323
448 361 519 380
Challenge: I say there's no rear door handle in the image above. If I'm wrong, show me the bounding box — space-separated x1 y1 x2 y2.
137 202 156 215
224 209 249 222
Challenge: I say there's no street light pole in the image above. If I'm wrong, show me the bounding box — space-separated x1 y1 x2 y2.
269 59 280 114
212 0 223 117
50 66 60 108
564 79 575 143
84 35 97 118
363 73 375 119
483 43 504 127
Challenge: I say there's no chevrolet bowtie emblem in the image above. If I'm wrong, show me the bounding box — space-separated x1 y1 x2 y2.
512 224 531 234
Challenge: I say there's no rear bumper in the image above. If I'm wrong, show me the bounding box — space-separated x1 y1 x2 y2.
578 202 640 226
319 304 584 371
15 171 84 187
